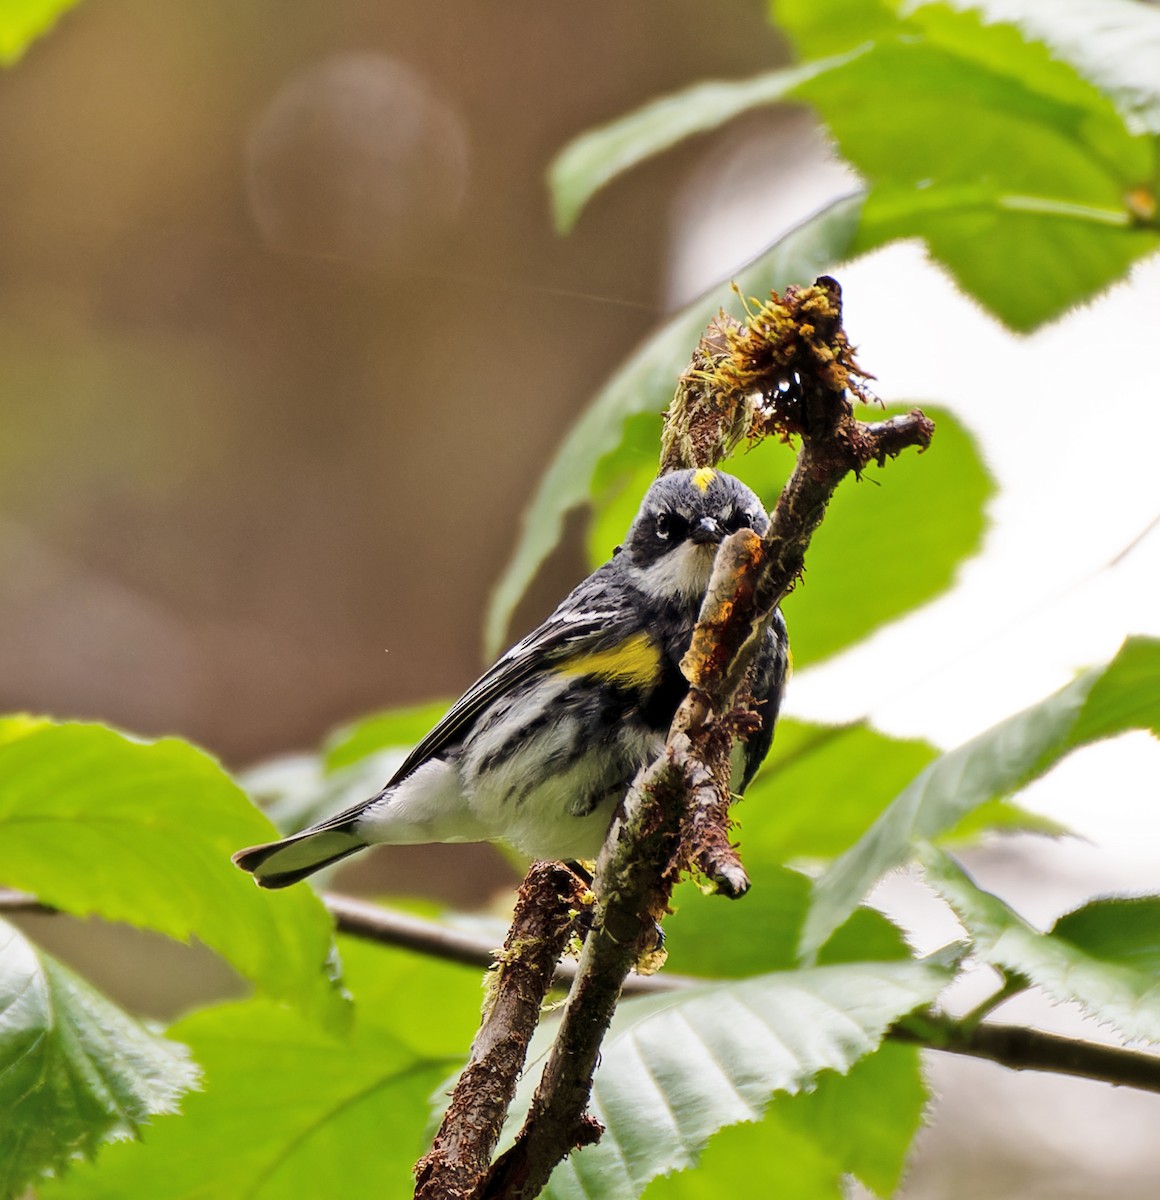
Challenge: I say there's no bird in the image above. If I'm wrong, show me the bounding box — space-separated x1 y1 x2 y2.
233 467 788 888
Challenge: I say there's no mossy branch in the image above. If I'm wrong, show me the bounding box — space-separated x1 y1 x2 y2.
415 862 585 1200
473 278 934 1198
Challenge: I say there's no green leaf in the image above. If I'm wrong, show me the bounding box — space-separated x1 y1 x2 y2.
586 407 991 669
0 713 53 745
656 719 933 980
550 59 854 232
322 701 451 772
787 406 993 664
942 796 1070 844
659 718 937 980
784 4 1159 329
929 0 1160 135
662 866 812 979
922 851 1160 1044
1051 897 1160 976
771 0 897 60
744 719 941 860
484 193 864 656
41 939 484 1200
645 1042 925 1200
662 862 912 983
241 701 453 842
0 918 199 1198
775 1039 925 1196
644 1108 842 1200
0 721 346 1029
521 958 950 1200
1067 634 1160 747
0 0 83 64
801 636 1160 960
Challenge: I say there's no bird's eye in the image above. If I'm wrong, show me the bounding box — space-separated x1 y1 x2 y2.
722 509 754 533
655 513 671 540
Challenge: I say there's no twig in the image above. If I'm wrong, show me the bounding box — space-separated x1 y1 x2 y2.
4 888 1159 1095
481 748 694 1198
894 1014 1160 1095
415 863 585 1200
325 893 528 972
327 889 688 995
479 280 934 1197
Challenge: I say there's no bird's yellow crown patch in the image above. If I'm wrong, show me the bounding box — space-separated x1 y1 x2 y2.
691 467 716 493
554 632 661 687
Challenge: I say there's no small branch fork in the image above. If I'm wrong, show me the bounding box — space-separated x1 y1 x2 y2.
415 863 585 1200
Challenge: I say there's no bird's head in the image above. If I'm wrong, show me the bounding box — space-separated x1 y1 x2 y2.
622 468 768 605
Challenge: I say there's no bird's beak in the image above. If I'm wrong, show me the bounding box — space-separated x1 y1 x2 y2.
690 517 723 546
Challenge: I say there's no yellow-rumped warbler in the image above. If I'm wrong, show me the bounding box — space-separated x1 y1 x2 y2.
234 468 788 888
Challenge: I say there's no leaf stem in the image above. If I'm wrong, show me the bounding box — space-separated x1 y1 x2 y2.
956 971 1032 1033
893 1013 1160 1096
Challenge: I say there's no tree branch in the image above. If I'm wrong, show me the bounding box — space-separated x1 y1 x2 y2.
480 747 694 1198
415 863 585 1200
894 1014 1160 1096
329 889 694 993
477 279 935 1197
3 887 1159 1097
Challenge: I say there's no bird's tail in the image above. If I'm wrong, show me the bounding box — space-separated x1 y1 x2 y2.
232 822 366 889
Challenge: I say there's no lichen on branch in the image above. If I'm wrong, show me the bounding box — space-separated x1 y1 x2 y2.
660 278 877 474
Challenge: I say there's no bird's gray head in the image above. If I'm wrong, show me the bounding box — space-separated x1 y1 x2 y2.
621 468 768 604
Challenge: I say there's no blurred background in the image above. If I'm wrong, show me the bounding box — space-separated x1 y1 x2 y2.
0 0 789 763
4 2 1160 1197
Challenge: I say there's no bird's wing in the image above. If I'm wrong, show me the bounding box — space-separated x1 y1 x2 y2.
385 568 644 786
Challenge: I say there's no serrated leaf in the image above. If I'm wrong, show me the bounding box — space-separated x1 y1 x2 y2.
940 0 1160 135
922 850 1160 1044
782 0 1160 119
484 193 864 656
1067 634 1160 747
550 58 853 232
942 796 1070 844
782 3 1160 329
802 637 1160 960
41 939 484 1200
586 406 992 670
0 918 199 1198
661 719 936 981
778 1039 925 1196
0 0 84 64
662 866 813 978
1051 896 1160 975
740 719 941 859
663 863 912 984
771 0 897 60
644 1108 841 1200
0 721 346 1029
498 958 950 1200
645 1041 925 1200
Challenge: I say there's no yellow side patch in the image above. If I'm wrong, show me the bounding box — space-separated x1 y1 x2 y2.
691 466 716 492
555 632 661 687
